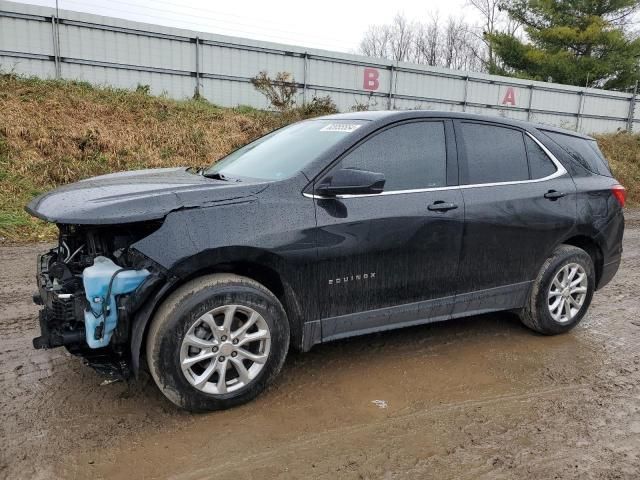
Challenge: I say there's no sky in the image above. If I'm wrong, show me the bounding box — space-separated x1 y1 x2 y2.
13 0 481 53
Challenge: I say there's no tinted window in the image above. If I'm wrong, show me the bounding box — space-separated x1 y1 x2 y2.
460 123 529 184
525 136 557 179
206 119 367 181
339 121 447 190
543 131 612 177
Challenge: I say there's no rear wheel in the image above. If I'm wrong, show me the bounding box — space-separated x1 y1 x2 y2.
146 274 289 411
520 245 595 335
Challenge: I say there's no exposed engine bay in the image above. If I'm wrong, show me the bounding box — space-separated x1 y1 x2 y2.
33 222 165 378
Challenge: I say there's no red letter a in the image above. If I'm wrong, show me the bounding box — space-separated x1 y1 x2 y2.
502 87 516 106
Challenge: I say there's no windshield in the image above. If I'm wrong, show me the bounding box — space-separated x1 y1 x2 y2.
205 119 367 181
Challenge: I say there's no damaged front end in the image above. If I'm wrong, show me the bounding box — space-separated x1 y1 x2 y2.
33 222 165 378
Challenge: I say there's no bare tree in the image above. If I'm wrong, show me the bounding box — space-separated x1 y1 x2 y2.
414 13 441 66
467 0 499 69
442 17 483 70
359 25 392 59
358 11 484 72
466 0 520 71
442 17 461 68
389 14 415 62
360 14 416 62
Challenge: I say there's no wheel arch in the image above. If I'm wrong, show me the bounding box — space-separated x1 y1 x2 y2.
129 247 305 376
559 235 604 287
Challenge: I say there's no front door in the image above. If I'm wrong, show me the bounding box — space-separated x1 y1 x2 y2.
309 119 465 340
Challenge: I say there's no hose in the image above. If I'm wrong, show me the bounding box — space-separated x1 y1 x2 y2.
65 244 84 264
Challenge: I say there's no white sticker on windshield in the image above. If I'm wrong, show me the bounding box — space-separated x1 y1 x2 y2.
320 123 362 133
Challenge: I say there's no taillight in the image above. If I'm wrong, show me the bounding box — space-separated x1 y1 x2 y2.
612 184 626 207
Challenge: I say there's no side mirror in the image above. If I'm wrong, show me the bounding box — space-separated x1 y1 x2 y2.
316 168 386 196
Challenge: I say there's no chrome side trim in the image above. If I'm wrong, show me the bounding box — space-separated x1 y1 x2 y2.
303 185 456 199
303 132 567 200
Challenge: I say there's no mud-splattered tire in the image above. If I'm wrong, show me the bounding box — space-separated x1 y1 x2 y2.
520 245 595 335
146 274 289 412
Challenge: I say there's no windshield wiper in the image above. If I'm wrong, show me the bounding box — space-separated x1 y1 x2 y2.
203 172 229 181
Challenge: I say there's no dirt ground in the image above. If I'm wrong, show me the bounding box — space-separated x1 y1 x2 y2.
1 214 639 480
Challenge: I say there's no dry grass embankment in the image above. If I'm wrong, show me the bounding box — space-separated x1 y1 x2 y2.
0 74 638 242
593 132 640 204
0 75 308 241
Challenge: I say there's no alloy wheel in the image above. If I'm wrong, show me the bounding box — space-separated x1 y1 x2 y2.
547 263 588 324
179 305 271 394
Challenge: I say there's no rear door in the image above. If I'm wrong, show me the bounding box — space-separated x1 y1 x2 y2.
310 119 465 339
454 120 576 315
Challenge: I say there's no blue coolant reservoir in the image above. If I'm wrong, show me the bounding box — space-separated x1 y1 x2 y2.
83 256 150 349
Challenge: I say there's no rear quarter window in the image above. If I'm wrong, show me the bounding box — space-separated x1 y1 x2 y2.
542 131 612 177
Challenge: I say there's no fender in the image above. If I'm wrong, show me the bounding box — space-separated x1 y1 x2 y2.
130 276 180 376
129 246 307 376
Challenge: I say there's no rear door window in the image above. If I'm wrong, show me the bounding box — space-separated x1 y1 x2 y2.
338 121 447 190
542 131 612 177
459 123 529 184
525 136 557 179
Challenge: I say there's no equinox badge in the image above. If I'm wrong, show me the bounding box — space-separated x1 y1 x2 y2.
328 273 376 285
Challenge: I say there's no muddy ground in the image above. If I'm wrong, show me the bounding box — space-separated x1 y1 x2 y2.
1 214 639 480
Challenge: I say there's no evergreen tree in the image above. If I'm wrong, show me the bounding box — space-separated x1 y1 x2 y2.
488 0 640 89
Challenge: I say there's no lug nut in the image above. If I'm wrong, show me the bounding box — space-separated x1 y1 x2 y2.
232 338 238 345
221 335 227 342
231 351 237 357
212 346 218 353
219 356 225 362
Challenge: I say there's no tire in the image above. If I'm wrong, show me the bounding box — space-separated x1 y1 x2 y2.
146 273 289 412
520 245 595 335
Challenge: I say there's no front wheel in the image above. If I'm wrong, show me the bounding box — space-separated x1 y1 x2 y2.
520 245 595 335
146 274 290 411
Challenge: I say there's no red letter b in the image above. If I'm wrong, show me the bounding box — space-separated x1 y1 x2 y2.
363 68 380 91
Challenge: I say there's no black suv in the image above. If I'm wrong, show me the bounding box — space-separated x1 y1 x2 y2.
27 111 625 411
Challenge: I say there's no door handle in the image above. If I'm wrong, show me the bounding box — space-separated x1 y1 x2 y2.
428 201 458 212
544 190 566 200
